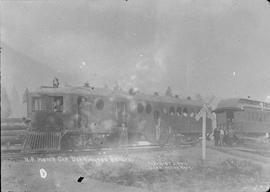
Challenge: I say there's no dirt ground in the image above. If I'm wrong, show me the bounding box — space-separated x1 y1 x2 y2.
2 142 270 192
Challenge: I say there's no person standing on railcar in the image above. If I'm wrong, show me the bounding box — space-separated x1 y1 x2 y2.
53 77 60 88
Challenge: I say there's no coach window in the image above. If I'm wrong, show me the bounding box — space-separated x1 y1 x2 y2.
248 112 252 121
227 111 234 121
252 112 255 121
146 103 152 114
256 112 259 121
252 112 256 121
169 106 175 115
137 103 144 113
162 107 168 114
183 107 188 117
176 107 182 116
96 98 104 110
259 113 263 121
264 113 269 122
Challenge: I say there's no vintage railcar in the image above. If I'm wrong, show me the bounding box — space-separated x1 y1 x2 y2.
23 85 212 152
214 98 270 138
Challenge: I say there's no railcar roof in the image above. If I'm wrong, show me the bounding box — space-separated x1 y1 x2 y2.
134 93 203 107
32 86 118 96
31 86 203 107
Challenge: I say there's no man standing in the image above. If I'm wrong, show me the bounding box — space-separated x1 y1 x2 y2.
220 129 225 146
119 123 128 146
213 128 220 146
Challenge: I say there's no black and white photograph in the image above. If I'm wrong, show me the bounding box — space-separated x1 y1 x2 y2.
1 0 270 191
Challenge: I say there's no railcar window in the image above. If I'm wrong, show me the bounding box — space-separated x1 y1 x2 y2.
96 98 104 110
137 103 144 113
176 107 182 116
183 108 188 117
154 110 160 120
169 106 175 115
146 104 152 114
53 96 63 112
32 97 43 111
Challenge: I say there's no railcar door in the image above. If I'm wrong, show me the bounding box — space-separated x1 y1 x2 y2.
115 101 128 126
154 110 161 141
77 96 88 129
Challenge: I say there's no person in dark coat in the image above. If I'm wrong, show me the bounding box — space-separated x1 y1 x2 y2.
213 128 220 146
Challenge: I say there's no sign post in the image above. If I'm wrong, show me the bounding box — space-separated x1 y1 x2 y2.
196 104 214 161
202 108 206 160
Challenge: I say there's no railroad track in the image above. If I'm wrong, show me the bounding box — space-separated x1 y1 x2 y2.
208 145 270 165
1 142 195 161
1 118 27 151
233 147 270 158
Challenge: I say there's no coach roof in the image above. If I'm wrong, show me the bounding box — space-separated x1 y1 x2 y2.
214 98 270 113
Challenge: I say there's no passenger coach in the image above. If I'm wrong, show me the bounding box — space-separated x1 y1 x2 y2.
214 98 270 137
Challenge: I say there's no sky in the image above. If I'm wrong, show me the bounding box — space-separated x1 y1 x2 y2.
1 0 270 102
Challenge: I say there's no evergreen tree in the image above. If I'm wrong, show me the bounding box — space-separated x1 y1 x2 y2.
10 85 22 117
165 86 173 97
1 87 12 118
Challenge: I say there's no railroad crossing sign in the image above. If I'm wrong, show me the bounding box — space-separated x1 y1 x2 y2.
195 104 214 121
195 104 214 161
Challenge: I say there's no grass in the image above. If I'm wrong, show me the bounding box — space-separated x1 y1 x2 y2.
82 156 265 191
